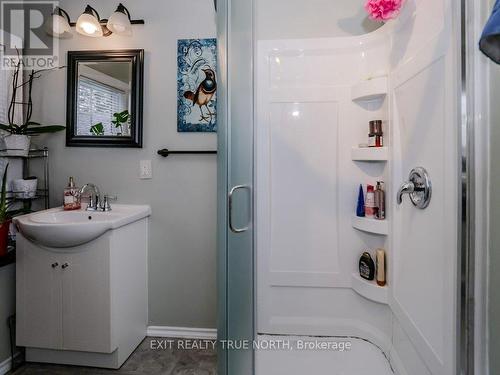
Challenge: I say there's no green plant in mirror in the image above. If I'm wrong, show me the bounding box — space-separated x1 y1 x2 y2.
112 110 130 135
90 123 105 136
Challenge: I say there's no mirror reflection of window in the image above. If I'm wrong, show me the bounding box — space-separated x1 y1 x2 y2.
76 62 132 137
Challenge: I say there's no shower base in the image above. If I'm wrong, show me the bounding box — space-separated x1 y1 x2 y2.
255 335 394 375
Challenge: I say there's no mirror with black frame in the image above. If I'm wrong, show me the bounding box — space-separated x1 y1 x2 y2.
66 50 144 147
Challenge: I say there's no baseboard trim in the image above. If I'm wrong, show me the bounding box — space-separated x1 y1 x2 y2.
0 352 20 375
147 326 217 340
0 357 10 375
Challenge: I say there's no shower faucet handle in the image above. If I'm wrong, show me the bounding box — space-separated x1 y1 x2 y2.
397 167 432 209
397 182 415 205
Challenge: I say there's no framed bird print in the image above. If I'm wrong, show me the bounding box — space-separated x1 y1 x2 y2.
177 38 217 132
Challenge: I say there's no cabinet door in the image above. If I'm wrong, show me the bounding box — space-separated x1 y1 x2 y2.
61 237 113 353
16 235 63 349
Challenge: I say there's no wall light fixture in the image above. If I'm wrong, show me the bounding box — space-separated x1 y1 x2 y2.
46 3 145 39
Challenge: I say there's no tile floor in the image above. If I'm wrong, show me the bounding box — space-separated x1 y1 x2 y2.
10 337 217 375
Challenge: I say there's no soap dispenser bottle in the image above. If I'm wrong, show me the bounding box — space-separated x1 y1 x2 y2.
63 177 81 211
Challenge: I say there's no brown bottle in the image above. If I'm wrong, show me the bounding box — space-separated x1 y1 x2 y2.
374 181 385 220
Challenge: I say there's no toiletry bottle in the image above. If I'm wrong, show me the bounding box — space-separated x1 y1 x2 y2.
368 121 376 147
356 184 365 217
359 252 375 281
373 120 383 147
376 249 386 286
365 185 376 219
63 177 81 211
374 181 386 220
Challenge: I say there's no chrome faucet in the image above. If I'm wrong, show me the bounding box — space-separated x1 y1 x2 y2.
79 183 101 211
79 184 117 212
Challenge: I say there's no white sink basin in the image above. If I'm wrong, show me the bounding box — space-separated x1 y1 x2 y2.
14 205 151 248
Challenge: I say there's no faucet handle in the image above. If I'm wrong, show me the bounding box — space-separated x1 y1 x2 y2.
87 195 96 211
102 195 117 212
397 167 432 209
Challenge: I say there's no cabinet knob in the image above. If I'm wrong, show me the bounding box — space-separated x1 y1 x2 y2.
51 262 59 268
61 263 69 269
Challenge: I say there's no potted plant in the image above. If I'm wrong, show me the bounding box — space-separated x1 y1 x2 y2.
0 51 65 156
0 164 26 257
112 110 130 136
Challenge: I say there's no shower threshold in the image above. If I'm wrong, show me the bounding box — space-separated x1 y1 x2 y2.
255 334 394 375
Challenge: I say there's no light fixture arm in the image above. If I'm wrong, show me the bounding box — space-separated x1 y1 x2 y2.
64 3 145 31
55 6 72 23
85 5 101 21
117 3 132 21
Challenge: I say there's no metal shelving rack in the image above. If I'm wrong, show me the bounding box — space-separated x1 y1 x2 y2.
0 147 49 210
0 147 49 269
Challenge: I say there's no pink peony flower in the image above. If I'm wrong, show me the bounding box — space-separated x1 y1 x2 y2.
365 0 405 21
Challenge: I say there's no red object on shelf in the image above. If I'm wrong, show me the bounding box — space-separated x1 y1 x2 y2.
0 220 11 257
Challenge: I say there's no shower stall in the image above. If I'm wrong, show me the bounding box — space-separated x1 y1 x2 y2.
217 0 477 374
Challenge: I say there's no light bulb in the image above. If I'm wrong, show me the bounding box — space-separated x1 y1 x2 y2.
76 6 103 37
81 22 97 35
107 4 133 36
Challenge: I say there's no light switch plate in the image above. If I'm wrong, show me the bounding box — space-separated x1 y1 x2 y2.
140 160 152 179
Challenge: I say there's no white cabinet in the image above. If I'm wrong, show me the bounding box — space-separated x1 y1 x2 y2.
16 243 62 350
17 235 113 353
61 239 112 353
16 217 148 369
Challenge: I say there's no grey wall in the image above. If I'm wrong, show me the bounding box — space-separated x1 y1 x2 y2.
32 0 217 329
490 57 500 375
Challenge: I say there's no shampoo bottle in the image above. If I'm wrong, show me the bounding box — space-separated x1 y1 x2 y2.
356 184 365 217
365 185 376 219
359 252 375 281
376 249 386 286
63 177 81 211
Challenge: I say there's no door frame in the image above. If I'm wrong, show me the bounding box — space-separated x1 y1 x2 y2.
459 0 491 374
217 0 256 374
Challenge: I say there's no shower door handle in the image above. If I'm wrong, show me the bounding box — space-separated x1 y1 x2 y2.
228 185 251 233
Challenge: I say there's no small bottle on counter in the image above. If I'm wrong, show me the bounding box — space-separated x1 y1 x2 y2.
376 249 386 286
374 181 386 220
365 184 376 219
63 177 81 211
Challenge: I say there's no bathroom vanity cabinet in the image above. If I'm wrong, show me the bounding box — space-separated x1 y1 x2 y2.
16 217 149 369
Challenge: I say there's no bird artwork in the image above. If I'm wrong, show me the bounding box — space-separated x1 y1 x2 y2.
177 38 217 132
183 68 217 124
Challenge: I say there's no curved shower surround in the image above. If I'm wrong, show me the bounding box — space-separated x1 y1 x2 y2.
255 1 459 374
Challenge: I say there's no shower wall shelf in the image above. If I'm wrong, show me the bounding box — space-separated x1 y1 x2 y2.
351 216 389 235
351 273 388 304
351 76 388 102
351 147 388 161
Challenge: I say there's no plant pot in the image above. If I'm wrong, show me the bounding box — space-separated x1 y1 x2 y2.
0 220 11 257
12 178 38 199
2 134 31 157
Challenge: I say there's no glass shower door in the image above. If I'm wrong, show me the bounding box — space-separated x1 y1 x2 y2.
216 0 254 374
